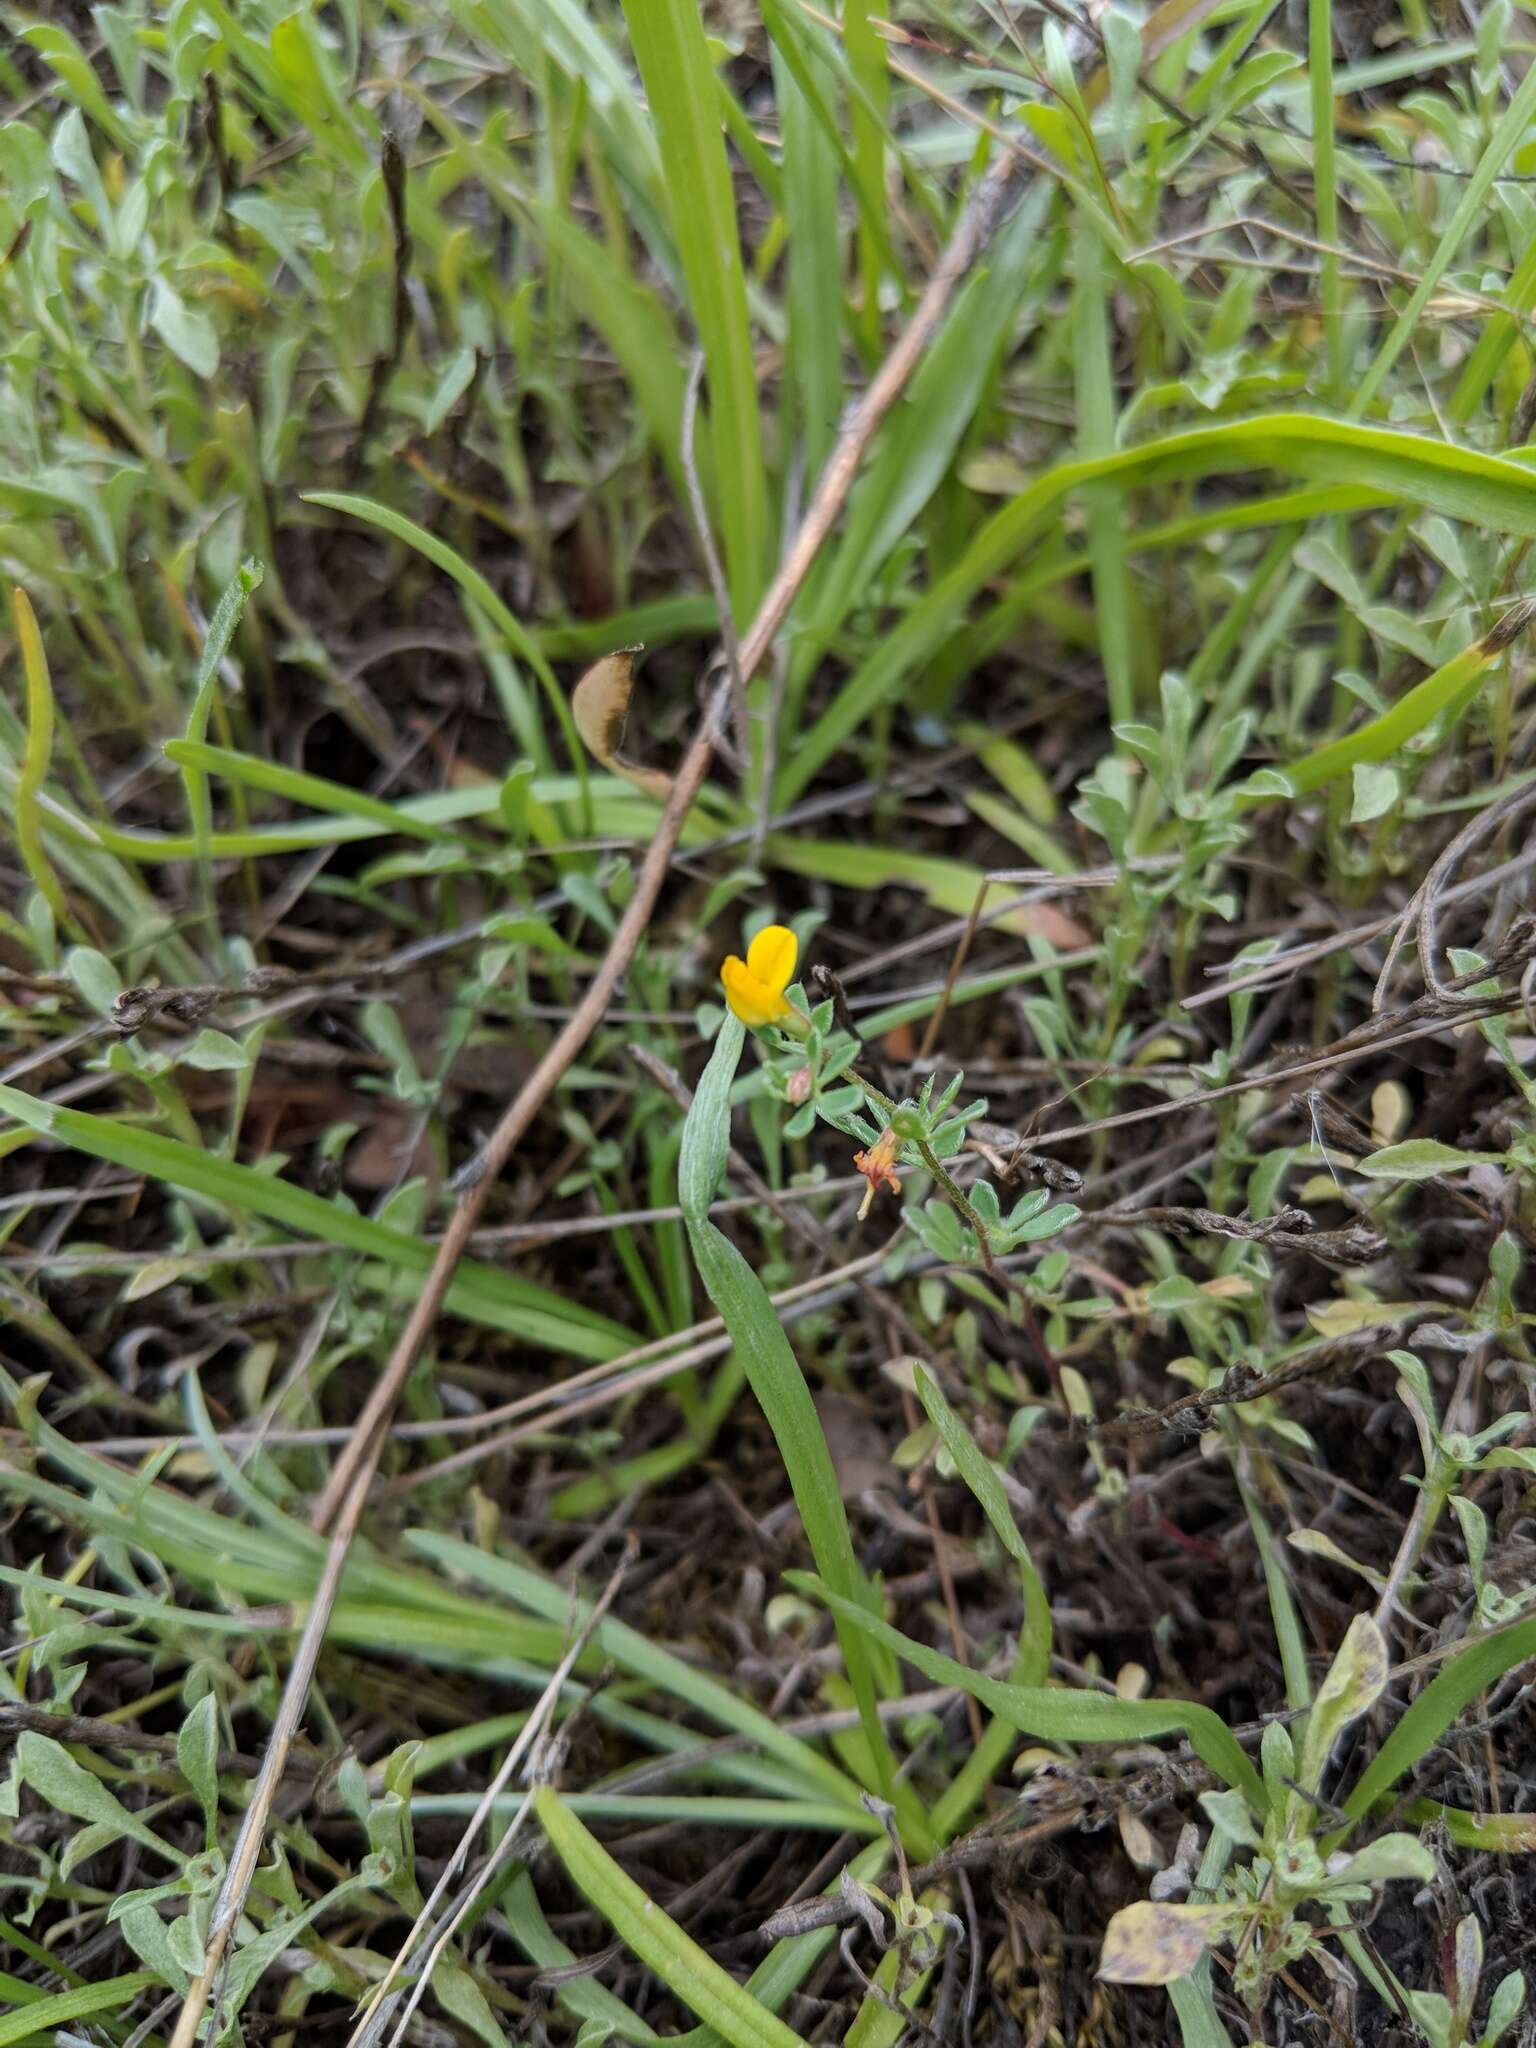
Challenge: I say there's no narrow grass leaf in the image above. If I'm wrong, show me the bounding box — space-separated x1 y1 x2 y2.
1350 57 1536 416
913 1365 1051 1683
406 1529 867 1812
1281 604 1534 795
530 197 690 495
1337 1616 1536 1835
780 419 1536 801
763 835 1068 931
165 738 460 843
1075 226 1137 722
797 1574 1266 1812
501 1868 663 2045
534 1787 811 2048
773 37 842 482
0 1971 158 2048
1167 1971 1236 2048
10 586 72 938
0 1084 629 1356
303 491 588 805
806 182 1050 659
619 0 768 620
178 560 264 947
1404 1802 1536 1852
678 1015 907 1821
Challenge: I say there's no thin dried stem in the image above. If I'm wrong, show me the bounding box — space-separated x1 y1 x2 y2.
349 1550 631 2048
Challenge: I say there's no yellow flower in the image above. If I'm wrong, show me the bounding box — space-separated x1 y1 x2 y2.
720 923 799 1030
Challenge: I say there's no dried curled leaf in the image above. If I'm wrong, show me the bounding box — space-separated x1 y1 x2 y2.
572 646 673 800
1097 1900 1229 1985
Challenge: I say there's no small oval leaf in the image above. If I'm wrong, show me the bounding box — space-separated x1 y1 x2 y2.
1356 1140 1485 1181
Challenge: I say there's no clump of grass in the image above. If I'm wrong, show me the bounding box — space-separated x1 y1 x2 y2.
4 1 1536 2044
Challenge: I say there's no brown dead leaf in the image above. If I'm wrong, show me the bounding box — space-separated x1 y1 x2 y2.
1015 903 1092 950
572 647 673 800
345 1104 440 1192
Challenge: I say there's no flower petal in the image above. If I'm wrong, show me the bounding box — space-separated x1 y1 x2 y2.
720 956 773 1028
745 923 797 993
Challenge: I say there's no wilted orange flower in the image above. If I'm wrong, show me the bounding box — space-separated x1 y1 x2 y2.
854 1128 902 1218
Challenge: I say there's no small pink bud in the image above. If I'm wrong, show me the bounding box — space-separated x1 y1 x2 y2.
787 1065 812 1105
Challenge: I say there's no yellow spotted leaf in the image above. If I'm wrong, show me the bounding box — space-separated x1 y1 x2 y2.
1097 1901 1229 1984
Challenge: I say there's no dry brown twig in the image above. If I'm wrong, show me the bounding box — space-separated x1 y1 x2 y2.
166 149 1031 2048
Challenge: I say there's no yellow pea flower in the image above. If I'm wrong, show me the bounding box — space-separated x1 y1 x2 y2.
720 923 802 1031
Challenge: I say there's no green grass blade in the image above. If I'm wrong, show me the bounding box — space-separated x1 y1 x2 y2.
843 0 891 364
1075 225 1137 722
779 417 1536 801
912 1366 1051 1684
756 0 897 285
1350 57 1536 417
533 1788 812 2048
501 1868 663 2045
1308 0 1343 401
619 0 768 621
529 197 691 497
533 595 718 661
1167 1971 1236 2048
1336 1615 1536 1835
1280 609 1524 795
0 1970 158 2048
773 38 842 483
0 1083 630 1356
762 835 1063 929
797 1573 1267 1813
437 0 667 243
0 1558 299 1642
682 1842 894 2048
405 1529 868 1812
165 738 459 843
1238 1478 1312 1713
419 1792 875 1830
1449 234 1536 426
678 1015 910 1826
9 586 72 942
180 559 264 949
302 491 588 807
791 180 1051 706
